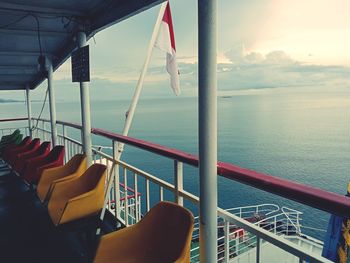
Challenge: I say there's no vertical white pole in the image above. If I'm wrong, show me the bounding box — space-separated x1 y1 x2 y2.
116 2 167 159
77 31 92 166
46 58 58 146
113 140 120 217
256 236 261 263
198 0 218 262
62 125 68 162
25 85 32 137
224 220 230 263
174 160 184 205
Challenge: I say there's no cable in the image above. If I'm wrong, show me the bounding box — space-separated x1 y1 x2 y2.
0 14 31 29
0 13 42 58
0 13 80 54
31 15 43 56
31 87 49 132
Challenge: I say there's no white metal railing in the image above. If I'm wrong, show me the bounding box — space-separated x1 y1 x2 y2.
1 118 333 263
190 204 304 262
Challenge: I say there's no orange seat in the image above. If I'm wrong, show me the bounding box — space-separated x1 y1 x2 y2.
37 154 87 203
48 164 106 226
93 201 194 263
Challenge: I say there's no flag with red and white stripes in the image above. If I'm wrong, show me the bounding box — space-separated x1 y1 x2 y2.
155 2 180 96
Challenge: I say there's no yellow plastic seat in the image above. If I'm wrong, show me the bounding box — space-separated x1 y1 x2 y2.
37 154 87 202
48 163 106 226
93 201 194 263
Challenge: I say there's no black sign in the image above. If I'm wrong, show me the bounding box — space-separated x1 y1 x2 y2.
71 45 90 82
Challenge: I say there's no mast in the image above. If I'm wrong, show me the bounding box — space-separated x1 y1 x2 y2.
198 0 218 262
116 2 168 159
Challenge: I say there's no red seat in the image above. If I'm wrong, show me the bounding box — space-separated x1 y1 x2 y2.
7 138 41 166
22 146 65 184
2 136 31 162
13 142 51 174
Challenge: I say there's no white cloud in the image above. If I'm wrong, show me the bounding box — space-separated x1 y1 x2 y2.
225 47 296 66
264 51 295 65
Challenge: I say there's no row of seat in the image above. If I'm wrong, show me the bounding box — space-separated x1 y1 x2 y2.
1 136 64 184
0 129 23 154
0 135 194 262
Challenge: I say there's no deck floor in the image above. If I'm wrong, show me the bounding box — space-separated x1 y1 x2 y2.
0 162 93 263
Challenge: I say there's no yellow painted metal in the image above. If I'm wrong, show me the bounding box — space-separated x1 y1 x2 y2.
93 201 194 263
48 163 106 226
37 154 87 202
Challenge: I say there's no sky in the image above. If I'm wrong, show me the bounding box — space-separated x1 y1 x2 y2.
1 0 350 101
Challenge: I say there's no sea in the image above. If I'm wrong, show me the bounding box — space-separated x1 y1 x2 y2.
1 87 350 240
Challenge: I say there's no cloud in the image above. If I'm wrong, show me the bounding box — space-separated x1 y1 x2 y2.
264 51 295 65
224 44 245 64
2 47 349 103
225 47 296 66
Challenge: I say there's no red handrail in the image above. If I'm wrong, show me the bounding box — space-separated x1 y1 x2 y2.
6 117 350 217
0 117 27 123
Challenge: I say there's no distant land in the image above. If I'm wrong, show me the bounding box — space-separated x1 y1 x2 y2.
0 98 23 103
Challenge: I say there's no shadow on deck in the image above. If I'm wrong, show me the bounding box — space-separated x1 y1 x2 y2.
0 165 114 263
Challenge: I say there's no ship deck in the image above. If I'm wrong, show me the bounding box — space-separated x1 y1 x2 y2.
0 163 116 263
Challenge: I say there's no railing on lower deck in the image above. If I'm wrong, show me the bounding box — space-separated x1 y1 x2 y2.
2 117 349 263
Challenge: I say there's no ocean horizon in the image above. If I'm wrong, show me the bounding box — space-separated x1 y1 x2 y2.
1 87 350 239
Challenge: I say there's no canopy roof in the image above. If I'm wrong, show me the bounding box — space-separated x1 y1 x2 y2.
0 0 164 90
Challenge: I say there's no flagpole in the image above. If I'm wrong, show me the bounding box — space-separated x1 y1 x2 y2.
116 1 168 159
97 2 168 234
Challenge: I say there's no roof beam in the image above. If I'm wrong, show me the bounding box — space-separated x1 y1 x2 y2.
0 28 68 37
0 51 41 56
90 0 164 34
0 80 26 85
0 65 36 70
0 84 24 90
0 2 84 16
0 70 37 75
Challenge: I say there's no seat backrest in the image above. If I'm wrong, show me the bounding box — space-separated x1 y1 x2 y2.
48 163 106 225
37 142 51 155
27 138 41 150
12 129 20 136
14 141 50 173
63 154 87 175
138 202 194 262
46 146 65 162
9 136 31 153
1 129 20 142
19 136 31 146
14 133 23 144
78 163 106 193
22 141 51 160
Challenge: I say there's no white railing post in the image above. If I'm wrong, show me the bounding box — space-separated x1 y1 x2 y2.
113 140 120 219
123 167 128 226
96 162 116 235
62 125 68 162
46 57 58 146
224 220 230 263
25 85 32 137
235 233 239 256
174 160 183 206
198 0 218 261
145 179 150 212
77 31 92 166
256 236 261 263
159 186 164 201
42 120 46 141
134 172 139 222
